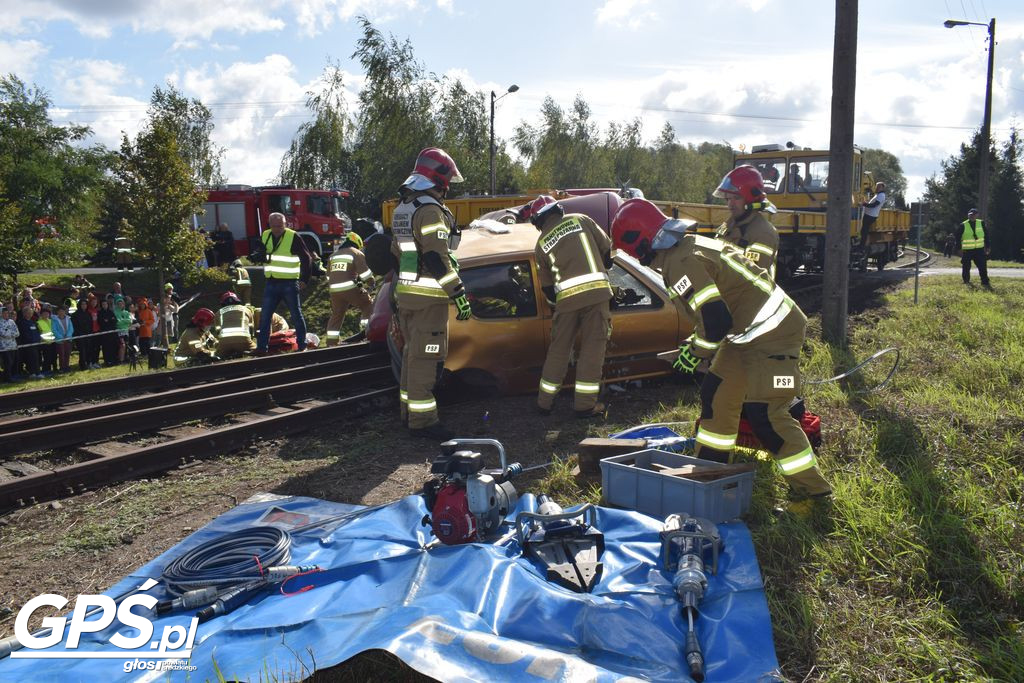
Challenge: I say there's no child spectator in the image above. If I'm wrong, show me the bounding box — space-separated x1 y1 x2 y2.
114 298 135 364
71 300 94 371
37 305 57 375
51 304 74 372
98 298 118 366
136 297 156 353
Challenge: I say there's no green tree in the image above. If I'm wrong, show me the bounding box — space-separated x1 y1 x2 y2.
149 84 224 187
861 147 908 209
921 130 996 248
279 62 356 190
115 117 207 341
988 128 1024 261
349 17 437 217
0 74 110 289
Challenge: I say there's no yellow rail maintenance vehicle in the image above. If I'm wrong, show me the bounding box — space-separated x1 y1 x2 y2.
381 144 910 279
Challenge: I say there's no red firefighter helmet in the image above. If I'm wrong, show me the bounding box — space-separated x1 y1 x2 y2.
714 165 767 206
519 194 556 222
611 199 671 260
220 291 241 306
401 147 464 193
191 308 215 327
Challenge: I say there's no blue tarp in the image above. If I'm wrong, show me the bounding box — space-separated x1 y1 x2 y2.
0 495 781 682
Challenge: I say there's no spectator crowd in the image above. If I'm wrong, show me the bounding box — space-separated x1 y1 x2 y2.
0 278 181 383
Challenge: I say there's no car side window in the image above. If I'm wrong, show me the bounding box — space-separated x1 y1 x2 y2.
462 261 538 319
608 264 662 310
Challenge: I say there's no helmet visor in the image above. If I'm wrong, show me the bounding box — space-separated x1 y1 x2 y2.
713 176 741 199
650 218 695 251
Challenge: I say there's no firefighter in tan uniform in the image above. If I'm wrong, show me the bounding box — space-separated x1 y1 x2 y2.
326 232 374 345
390 148 472 440
114 232 135 274
713 165 780 279
531 196 613 418
252 307 288 334
215 291 256 357
612 199 831 506
229 260 252 304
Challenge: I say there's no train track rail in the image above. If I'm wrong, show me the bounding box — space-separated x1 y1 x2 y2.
0 341 376 415
0 345 396 512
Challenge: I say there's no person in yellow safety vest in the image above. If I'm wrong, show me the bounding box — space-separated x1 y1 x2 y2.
530 195 614 418
215 291 256 358
229 260 252 304
114 232 134 274
611 199 832 514
174 308 217 365
713 165 780 280
389 147 471 441
958 208 991 289
326 232 374 346
36 305 57 375
253 212 312 354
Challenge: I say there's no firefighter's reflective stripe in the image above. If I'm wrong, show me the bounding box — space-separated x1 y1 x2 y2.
263 230 300 278
961 220 985 249
420 221 446 236
357 268 373 281
234 277 251 285
691 335 719 352
115 248 133 253
553 271 609 295
778 446 818 474
694 235 724 251
326 330 341 339
722 251 772 295
747 242 775 258
575 380 600 395
696 427 737 450
396 278 448 298
400 390 409 405
408 397 437 413
539 378 560 395
438 270 459 286
219 327 249 338
729 286 794 345
330 281 358 292
690 284 721 309
397 241 419 282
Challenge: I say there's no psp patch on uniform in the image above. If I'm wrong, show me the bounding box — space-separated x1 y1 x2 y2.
671 275 693 298
424 344 440 354
773 375 794 388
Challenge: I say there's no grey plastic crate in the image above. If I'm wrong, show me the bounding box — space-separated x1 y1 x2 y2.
600 448 754 523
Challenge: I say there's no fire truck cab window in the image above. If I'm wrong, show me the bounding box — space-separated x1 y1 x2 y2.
309 195 333 216
268 195 293 215
747 159 786 193
461 261 538 319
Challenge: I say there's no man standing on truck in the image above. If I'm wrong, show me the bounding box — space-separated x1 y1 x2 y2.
714 166 779 279
959 208 991 289
326 232 374 345
611 199 832 515
859 181 886 245
390 147 471 440
531 196 614 419
252 212 313 354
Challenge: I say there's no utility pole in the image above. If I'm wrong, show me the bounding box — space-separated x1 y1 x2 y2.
822 0 858 346
489 84 519 196
980 18 995 219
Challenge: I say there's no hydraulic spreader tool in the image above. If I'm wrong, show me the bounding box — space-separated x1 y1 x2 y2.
421 439 523 545
515 495 605 593
660 513 723 683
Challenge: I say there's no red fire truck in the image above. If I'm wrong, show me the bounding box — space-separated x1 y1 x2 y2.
195 185 353 257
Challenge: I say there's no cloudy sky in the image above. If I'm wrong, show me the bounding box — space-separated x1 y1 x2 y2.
3 0 1022 200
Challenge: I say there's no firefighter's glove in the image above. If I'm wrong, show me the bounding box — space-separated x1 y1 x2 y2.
672 344 700 374
452 292 472 321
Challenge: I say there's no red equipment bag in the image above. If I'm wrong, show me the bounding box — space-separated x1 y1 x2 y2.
268 330 298 354
697 397 823 450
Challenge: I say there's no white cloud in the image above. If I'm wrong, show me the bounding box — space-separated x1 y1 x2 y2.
595 0 656 30
49 59 149 148
0 39 49 79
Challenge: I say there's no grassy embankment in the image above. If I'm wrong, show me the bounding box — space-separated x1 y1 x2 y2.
541 275 1024 682
0 265 351 395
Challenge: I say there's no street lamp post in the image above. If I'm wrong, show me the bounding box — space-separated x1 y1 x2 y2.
944 17 996 218
490 84 519 196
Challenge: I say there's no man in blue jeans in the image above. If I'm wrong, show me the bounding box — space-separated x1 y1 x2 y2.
255 212 313 353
